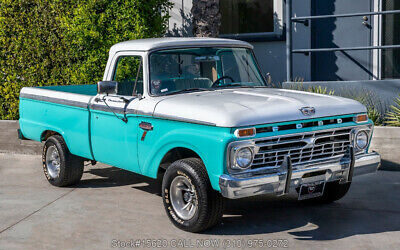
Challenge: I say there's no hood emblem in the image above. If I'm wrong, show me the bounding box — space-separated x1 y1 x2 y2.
300 107 315 116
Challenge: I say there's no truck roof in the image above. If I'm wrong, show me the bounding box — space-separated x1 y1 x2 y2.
109 37 253 53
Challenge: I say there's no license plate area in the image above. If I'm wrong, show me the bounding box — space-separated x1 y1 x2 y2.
298 181 326 200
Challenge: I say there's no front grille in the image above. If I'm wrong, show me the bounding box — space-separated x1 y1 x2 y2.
251 128 353 169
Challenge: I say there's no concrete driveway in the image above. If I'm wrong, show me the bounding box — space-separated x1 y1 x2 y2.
0 153 399 250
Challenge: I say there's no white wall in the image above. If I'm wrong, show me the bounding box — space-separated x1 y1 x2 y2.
167 0 193 37
166 0 313 84
252 0 312 84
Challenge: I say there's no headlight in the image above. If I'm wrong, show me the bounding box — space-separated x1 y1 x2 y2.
234 147 253 169
355 131 368 150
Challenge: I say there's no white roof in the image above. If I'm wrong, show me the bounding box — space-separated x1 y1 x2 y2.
109 37 253 53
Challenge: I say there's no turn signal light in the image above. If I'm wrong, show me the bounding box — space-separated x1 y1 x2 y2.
234 128 256 138
355 114 368 123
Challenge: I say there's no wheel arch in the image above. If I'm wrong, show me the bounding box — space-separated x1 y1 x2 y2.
157 147 205 175
41 130 62 142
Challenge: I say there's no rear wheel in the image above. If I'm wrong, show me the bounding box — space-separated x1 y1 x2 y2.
306 181 351 203
42 135 84 187
162 158 224 232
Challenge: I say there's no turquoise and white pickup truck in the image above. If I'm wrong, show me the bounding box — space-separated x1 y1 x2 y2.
19 38 380 232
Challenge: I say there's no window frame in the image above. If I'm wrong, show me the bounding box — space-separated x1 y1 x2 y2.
219 0 284 42
112 56 143 83
105 51 147 97
147 46 267 97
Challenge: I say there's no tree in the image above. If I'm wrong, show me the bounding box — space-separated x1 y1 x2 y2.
0 0 172 119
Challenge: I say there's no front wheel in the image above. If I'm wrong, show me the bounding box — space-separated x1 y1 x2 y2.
162 158 224 232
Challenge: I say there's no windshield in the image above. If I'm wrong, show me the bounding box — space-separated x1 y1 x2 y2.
149 47 266 95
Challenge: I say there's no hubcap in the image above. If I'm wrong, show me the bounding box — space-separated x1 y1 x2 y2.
170 176 197 220
46 146 61 179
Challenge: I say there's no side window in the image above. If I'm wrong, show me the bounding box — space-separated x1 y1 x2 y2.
113 56 143 96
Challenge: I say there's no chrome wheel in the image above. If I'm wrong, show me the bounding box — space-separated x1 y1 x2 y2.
46 145 61 179
170 176 197 220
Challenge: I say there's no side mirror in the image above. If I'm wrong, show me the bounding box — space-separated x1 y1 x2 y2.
97 81 118 95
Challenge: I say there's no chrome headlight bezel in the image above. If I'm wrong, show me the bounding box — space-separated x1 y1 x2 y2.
233 147 254 169
355 130 369 150
227 141 257 172
351 125 373 153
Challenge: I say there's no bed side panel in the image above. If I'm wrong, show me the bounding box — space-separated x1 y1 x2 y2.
19 87 93 159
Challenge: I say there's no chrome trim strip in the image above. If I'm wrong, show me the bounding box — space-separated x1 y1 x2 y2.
20 93 88 109
89 104 216 126
152 113 217 126
89 103 138 115
253 126 358 142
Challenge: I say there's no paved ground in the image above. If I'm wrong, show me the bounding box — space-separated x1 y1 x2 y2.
0 153 399 250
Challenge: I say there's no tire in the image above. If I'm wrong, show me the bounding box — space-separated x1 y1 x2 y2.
42 135 84 187
306 181 351 204
162 158 224 232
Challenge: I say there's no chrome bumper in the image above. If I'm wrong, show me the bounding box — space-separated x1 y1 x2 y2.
219 151 381 199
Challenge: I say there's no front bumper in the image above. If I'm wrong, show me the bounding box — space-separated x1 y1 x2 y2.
219 151 381 199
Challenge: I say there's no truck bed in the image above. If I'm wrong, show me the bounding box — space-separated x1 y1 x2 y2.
40 84 98 96
19 84 97 160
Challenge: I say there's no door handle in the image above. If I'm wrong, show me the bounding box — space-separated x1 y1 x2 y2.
139 122 153 131
139 122 153 141
362 16 371 28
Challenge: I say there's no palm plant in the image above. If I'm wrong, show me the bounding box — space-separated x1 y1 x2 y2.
306 86 335 95
386 94 400 127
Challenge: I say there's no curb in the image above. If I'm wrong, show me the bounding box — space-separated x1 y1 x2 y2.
369 126 400 171
0 120 42 155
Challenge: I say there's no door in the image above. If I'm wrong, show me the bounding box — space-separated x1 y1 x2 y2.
382 0 400 79
311 0 373 81
90 54 144 173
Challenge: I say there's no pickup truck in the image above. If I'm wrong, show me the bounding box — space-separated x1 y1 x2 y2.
19 37 381 232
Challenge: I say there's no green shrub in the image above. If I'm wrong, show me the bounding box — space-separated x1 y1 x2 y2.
285 83 388 126
341 90 386 126
285 82 335 95
0 0 172 120
306 86 335 95
386 94 400 127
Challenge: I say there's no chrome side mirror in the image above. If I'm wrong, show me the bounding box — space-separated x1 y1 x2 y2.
97 81 118 95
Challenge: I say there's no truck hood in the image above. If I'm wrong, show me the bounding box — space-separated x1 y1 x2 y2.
152 88 367 127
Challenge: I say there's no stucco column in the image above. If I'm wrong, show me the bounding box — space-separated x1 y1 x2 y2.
191 0 221 37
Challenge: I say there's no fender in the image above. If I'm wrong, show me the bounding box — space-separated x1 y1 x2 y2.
138 117 234 191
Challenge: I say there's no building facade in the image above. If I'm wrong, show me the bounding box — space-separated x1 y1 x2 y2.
167 0 400 108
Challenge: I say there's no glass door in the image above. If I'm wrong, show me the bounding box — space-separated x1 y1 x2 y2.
382 0 400 79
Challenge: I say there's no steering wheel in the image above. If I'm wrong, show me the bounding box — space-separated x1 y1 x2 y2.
212 76 235 87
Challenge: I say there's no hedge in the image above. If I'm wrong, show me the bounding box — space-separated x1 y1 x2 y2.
0 0 172 120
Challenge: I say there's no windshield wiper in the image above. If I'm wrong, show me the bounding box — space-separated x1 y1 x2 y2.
215 83 269 89
214 83 242 88
237 85 269 88
162 88 212 96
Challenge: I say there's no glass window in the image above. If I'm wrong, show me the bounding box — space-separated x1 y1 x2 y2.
113 56 143 96
382 0 400 79
220 0 274 34
149 47 266 95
